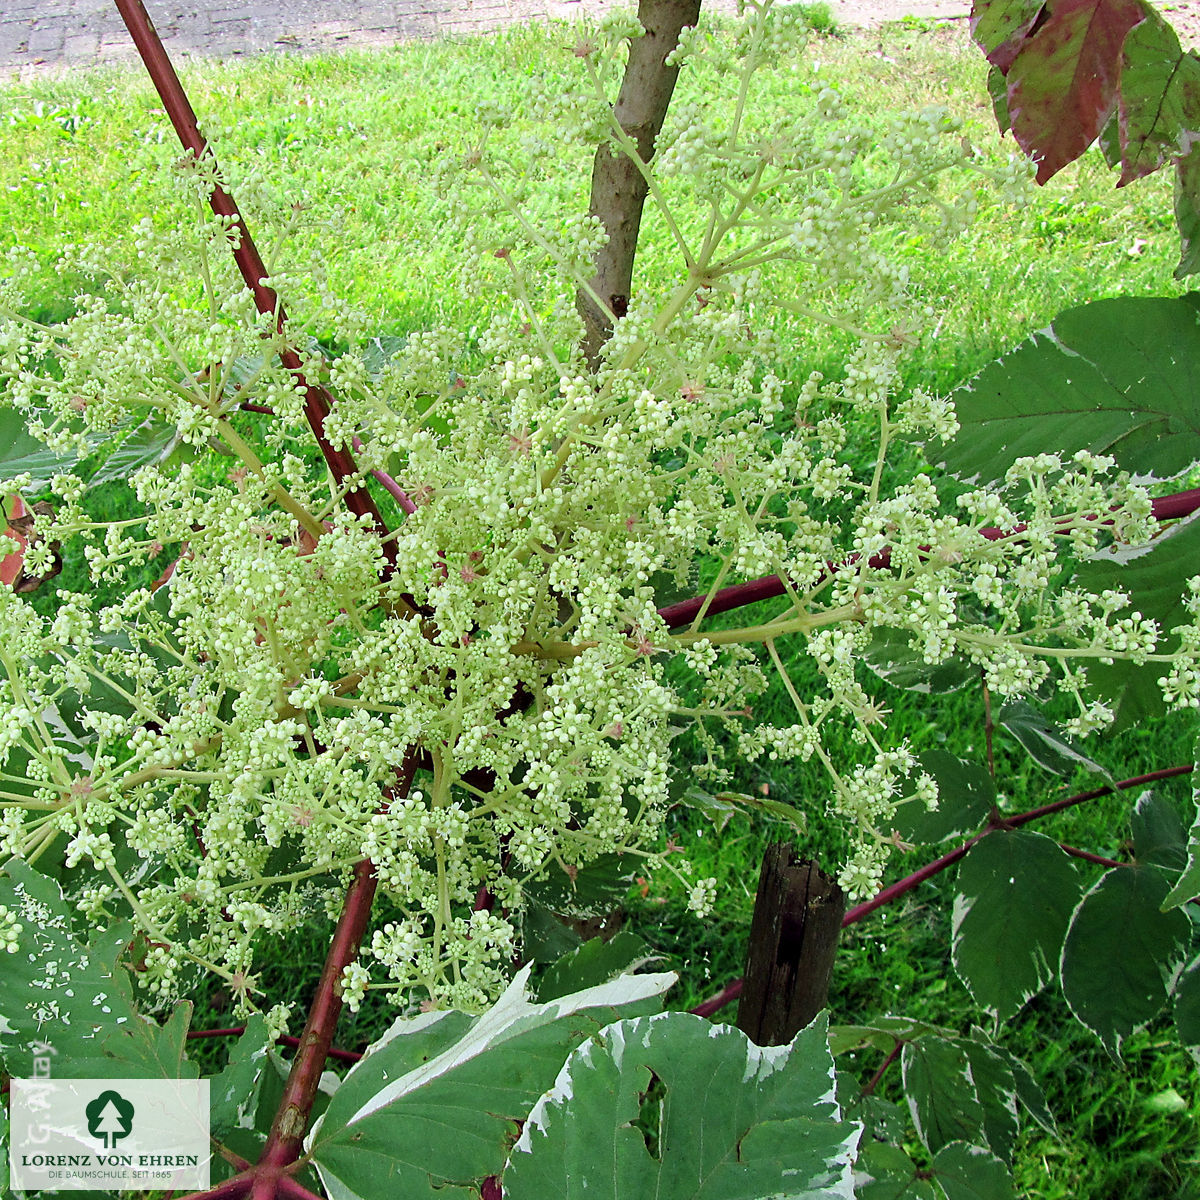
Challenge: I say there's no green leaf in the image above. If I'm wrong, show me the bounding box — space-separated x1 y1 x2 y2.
828 1016 946 1057
1164 752 1200 907
952 831 1083 1023
940 295 1200 484
361 335 408 379
1175 146 1200 277
0 407 100 486
958 1036 1020 1165
855 1142 938 1200
984 1043 1057 1136
931 1141 1014 1200
996 701 1112 782
1061 865 1193 1055
209 1015 273 1141
1132 789 1189 872
1072 513 1200 730
970 0 1044 65
306 966 674 1200
896 751 995 845
901 1037 986 1155
1111 14 1200 183
523 852 634 918
862 628 976 694
502 1012 859 1200
537 932 660 1002
673 785 741 834
521 899 584 964
0 859 196 1080
87 415 188 485
1173 953 1200 1044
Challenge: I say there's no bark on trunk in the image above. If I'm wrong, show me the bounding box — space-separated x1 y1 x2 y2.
577 0 702 366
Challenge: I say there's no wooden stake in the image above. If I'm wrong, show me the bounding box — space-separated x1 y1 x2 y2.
736 844 845 1046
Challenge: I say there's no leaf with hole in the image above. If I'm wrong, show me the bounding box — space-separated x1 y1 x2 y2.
306 966 673 1200
502 1012 859 1200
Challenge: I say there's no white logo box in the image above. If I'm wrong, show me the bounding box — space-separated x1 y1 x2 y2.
9 1078 210 1192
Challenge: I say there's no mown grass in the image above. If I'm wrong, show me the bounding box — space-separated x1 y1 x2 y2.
1 11 1197 1199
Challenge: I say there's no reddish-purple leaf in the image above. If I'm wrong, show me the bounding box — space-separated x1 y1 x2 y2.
972 0 1047 72
1006 0 1147 182
1114 12 1200 184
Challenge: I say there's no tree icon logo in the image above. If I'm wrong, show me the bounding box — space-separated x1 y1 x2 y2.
85 1090 135 1150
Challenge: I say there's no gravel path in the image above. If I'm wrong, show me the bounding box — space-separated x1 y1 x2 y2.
0 0 973 79
3 0 1198 82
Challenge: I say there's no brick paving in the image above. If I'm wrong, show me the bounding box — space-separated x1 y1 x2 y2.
0 0 972 80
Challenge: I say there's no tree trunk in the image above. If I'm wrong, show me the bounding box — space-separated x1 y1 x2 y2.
577 0 702 366
736 845 846 1046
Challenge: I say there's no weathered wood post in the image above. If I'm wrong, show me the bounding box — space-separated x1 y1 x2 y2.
736 843 846 1046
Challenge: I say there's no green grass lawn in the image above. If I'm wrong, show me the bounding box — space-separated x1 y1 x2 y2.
1 10 1198 1199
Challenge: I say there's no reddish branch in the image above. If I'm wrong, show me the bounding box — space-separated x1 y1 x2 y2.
186 1026 364 1065
860 1039 903 1098
692 762 1196 1017
1058 844 1125 869
112 0 395 569
660 487 1200 629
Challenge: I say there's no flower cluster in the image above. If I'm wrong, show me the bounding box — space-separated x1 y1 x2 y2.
0 0 1192 1015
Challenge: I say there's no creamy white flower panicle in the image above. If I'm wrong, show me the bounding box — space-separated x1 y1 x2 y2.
0 0 1193 1014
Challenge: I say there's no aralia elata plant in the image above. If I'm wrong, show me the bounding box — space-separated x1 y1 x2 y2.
0 0 1199 1197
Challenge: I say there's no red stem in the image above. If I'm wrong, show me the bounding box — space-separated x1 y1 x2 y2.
842 835 983 927
112 0 396 570
276 1176 329 1200
689 977 744 1018
1003 763 1193 830
256 858 381 1173
1058 843 1125 869
174 1172 253 1200
659 488 1200 629
186 1025 364 1064
860 1039 903 1098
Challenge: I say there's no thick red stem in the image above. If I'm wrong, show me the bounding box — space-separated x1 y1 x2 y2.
112 0 395 569
690 977 744 1018
174 1172 253 1200
256 858 380 1173
276 1176 329 1200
